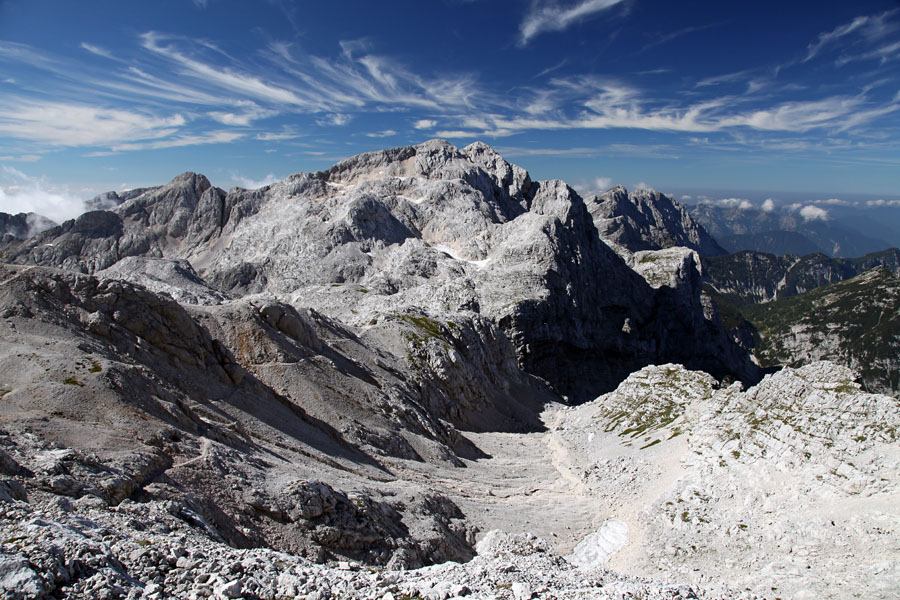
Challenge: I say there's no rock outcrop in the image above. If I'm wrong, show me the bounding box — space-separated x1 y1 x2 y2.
0 212 56 241
10 140 759 400
0 263 505 565
588 186 725 257
0 496 721 600
552 361 900 600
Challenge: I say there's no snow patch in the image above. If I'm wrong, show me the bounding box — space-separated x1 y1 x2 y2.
433 244 492 270
566 519 628 569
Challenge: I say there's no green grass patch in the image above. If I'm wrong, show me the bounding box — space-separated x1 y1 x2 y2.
399 314 445 339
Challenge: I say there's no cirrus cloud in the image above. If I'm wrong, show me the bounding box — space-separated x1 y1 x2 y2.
518 0 627 46
0 99 184 147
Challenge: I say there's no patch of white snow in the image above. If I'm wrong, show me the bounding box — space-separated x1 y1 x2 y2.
566 519 629 569
433 244 492 270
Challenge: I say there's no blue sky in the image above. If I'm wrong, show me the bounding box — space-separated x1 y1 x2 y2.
1 0 899 222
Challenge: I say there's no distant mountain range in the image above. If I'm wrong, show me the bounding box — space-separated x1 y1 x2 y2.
701 247 900 393
703 248 900 305
688 202 891 258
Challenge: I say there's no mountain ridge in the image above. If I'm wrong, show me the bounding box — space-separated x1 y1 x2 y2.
1 141 896 599
688 202 891 257
704 247 900 304
5 139 759 400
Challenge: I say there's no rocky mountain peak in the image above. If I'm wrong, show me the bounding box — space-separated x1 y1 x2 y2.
6 140 892 600
588 185 725 258
7 141 759 400
0 211 56 241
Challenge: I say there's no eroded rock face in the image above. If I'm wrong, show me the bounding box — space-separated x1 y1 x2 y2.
10 140 758 400
588 186 725 258
553 361 900 600
0 263 513 563
98 256 231 306
0 212 56 241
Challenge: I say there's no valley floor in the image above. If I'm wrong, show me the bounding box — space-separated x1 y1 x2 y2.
390 366 900 600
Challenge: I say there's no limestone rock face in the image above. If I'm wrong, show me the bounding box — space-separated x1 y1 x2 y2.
0 212 56 241
553 361 900 600
0 263 501 563
588 186 725 257
10 140 758 400
97 256 231 305
83 187 152 211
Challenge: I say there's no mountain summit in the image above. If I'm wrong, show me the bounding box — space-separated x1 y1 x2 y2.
9 140 758 400
0 141 896 600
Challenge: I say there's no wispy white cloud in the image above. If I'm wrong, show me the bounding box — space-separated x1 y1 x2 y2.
230 172 280 189
0 35 486 154
0 154 41 162
700 197 754 210
593 176 613 190
1 21 899 161
761 198 776 212
640 22 723 53
452 78 891 137
716 97 868 131
433 130 480 139
695 69 756 88
805 10 900 62
533 58 569 79
141 32 315 107
811 197 857 207
316 113 353 126
80 42 117 61
0 99 184 146
518 0 627 46
365 129 397 138
867 199 900 207
573 175 614 197
605 143 680 158
209 102 277 126
255 128 302 141
836 39 900 66
0 41 60 71
110 130 243 152
0 165 83 222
